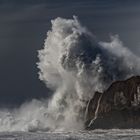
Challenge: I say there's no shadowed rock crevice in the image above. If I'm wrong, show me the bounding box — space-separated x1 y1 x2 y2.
85 75 140 129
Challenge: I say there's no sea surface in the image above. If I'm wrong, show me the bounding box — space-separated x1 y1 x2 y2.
0 129 140 140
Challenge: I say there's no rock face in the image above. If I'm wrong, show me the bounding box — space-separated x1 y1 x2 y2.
85 76 140 129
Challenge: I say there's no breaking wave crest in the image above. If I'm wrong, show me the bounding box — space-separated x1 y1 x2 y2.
0 16 140 132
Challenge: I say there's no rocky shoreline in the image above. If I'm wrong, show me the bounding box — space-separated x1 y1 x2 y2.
85 76 140 129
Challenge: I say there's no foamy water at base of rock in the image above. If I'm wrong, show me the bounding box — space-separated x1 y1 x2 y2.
0 129 140 140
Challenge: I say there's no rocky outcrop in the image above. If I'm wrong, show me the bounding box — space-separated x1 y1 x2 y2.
85 76 140 129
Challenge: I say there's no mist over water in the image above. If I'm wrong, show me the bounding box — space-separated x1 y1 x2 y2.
0 16 140 132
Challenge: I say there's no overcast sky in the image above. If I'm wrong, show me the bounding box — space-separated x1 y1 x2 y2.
0 0 140 107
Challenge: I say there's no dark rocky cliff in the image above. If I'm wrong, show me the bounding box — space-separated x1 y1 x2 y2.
85 76 140 129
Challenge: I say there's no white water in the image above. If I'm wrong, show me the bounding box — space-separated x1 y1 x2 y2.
0 16 140 132
1 129 140 140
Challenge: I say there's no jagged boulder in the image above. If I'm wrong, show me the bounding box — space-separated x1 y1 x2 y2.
85 76 140 129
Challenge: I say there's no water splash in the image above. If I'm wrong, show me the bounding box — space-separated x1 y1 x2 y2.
0 16 140 132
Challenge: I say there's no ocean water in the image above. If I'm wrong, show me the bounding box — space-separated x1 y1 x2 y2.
0 129 140 140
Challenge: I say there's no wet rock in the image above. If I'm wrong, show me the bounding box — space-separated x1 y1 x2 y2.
85 76 140 129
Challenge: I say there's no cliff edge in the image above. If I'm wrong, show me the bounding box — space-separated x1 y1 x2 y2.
85 76 140 129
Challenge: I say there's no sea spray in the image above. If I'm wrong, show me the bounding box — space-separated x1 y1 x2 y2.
37 16 140 130
0 16 140 132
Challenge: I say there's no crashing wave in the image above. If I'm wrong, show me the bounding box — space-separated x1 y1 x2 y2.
0 16 140 132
